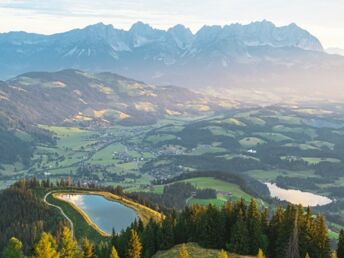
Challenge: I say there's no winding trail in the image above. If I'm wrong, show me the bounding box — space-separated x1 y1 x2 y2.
43 191 75 238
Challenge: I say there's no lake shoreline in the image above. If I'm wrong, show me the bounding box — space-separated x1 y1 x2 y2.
54 193 110 236
52 190 163 236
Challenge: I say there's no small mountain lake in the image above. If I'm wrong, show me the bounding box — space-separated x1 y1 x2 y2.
265 183 332 206
60 194 138 234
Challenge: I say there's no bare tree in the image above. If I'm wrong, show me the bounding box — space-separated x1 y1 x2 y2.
286 211 300 258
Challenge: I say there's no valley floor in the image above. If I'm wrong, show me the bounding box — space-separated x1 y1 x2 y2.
2 106 344 239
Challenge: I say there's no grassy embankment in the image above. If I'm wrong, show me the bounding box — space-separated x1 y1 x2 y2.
47 192 103 242
153 243 254 258
49 190 163 240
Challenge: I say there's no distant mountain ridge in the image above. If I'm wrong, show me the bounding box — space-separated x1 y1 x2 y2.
0 20 322 75
1 20 344 101
327 48 344 56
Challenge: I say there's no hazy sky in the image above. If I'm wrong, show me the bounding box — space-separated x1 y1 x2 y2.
0 0 343 48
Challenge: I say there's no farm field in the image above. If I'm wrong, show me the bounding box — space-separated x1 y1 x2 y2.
180 177 252 200
239 137 266 148
281 156 341 165
245 169 316 181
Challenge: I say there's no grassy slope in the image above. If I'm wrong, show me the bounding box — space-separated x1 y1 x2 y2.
127 177 255 207
153 243 254 258
239 137 266 148
39 125 96 150
181 177 252 199
178 177 254 207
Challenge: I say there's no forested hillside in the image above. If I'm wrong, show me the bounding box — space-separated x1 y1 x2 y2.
0 181 66 254
1 179 343 258
0 112 55 169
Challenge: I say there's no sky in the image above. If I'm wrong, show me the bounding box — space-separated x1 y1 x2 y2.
0 0 343 48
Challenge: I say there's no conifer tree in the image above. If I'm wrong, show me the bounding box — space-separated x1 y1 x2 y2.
188 205 204 242
268 206 284 256
261 208 269 233
299 207 314 257
337 229 344 258
34 232 59 258
179 244 189 258
82 238 94 258
159 216 174 250
141 220 158 257
229 210 249 254
257 248 266 258
218 249 229 258
200 204 225 248
3 237 24 258
61 227 80 258
94 241 109 258
313 215 331 258
128 229 142 258
110 246 119 258
247 199 262 254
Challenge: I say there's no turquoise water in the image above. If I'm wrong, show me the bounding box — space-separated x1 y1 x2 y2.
61 194 138 234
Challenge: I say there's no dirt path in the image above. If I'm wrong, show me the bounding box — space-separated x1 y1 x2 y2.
43 191 74 238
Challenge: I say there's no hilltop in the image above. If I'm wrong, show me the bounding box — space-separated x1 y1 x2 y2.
0 69 233 126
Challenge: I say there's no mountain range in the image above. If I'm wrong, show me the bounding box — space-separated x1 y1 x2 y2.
1 20 344 100
327 48 344 56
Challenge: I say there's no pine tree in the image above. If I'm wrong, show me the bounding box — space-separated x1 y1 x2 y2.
199 204 226 248
247 199 262 255
257 248 266 258
261 208 269 233
229 210 249 254
299 207 314 257
128 229 142 258
337 229 344 258
159 216 174 250
110 246 119 258
60 226 80 258
268 206 284 258
94 241 109 258
313 214 331 258
3 237 24 258
141 220 158 258
179 244 189 258
275 205 298 258
34 232 59 258
218 249 229 258
82 238 94 258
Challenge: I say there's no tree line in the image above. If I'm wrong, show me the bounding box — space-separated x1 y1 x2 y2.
4 198 344 257
2 178 344 258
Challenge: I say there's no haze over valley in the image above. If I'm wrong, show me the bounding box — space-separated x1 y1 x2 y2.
2 21 344 103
